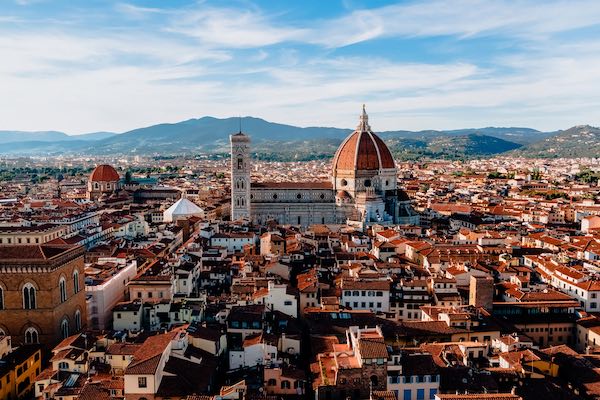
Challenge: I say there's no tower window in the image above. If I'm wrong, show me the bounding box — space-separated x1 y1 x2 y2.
237 158 243 169
23 284 36 309
364 179 372 187
75 310 82 331
59 277 67 303
273 194 278 200
61 319 69 339
341 179 348 186
25 327 39 344
73 271 80 294
296 193 302 199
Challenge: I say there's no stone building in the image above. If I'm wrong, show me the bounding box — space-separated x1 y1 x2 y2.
230 106 419 229
0 244 86 349
87 164 121 201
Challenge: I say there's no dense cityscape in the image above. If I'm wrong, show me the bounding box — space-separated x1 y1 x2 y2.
0 107 599 400
3 1 600 400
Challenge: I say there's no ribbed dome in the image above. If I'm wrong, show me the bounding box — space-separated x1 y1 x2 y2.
90 164 120 182
332 106 395 172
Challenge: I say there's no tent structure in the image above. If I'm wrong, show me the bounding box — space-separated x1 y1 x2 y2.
163 198 204 222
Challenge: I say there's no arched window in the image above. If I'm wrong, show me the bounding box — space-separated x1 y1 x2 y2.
61 319 69 339
281 380 291 389
25 327 39 344
58 362 69 370
75 310 82 331
73 271 80 294
23 284 36 309
267 379 276 386
59 277 67 303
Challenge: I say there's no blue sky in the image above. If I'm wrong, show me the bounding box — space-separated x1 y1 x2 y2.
1 0 600 134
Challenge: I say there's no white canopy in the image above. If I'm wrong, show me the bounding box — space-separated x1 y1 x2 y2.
163 198 204 222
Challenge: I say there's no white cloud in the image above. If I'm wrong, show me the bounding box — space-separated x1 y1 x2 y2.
165 6 308 48
0 1 600 134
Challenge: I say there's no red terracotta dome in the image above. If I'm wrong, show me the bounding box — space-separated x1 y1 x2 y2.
90 164 120 182
332 106 395 172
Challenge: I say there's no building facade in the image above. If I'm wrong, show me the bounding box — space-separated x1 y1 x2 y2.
230 107 419 229
0 244 86 349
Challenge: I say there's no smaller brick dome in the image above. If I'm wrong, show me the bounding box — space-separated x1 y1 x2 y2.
90 164 120 182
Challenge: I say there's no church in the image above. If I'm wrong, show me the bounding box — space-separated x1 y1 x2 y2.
230 107 419 229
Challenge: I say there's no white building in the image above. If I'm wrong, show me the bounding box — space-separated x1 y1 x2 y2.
85 257 138 330
210 232 257 253
228 333 278 370
265 281 298 318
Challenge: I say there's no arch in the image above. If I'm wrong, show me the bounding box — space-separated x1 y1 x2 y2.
25 327 39 344
73 270 80 294
22 283 36 309
59 276 67 303
60 318 69 339
74 310 82 331
370 375 378 387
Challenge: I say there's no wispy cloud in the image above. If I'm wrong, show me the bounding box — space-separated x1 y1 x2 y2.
0 0 599 133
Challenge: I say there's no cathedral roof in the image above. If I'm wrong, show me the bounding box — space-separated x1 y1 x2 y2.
90 164 120 182
332 106 395 172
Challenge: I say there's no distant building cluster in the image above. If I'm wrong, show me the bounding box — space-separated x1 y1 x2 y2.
1 108 600 400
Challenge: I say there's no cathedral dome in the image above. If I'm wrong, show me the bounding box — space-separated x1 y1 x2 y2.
332 106 395 172
90 164 120 182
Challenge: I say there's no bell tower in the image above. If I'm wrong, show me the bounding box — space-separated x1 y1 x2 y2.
230 131 251 220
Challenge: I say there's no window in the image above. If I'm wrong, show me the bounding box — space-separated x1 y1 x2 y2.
23 284 36 309
429 389 437 400
417 389 425 400
267 379 276 386
59 277 67 303
61 319 69 339
364 179 371 187
58 362 69 370
75 310 82 331
284 300 293 306
25 327 39 344
73 271 80 294
138 377 147 388
281 380 291 389
403 390 411 400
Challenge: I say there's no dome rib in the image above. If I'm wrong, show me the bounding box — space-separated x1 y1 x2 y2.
90 165 120 182
332 107 395 173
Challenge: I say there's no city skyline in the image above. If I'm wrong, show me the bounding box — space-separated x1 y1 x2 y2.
2 0 600 134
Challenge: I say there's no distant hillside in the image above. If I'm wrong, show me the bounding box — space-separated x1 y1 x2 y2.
0 116 593 160
0 130 117 145
380 127 552 145
516 125 600 158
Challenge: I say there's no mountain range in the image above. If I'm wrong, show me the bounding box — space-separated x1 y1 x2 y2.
0 117 597 160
